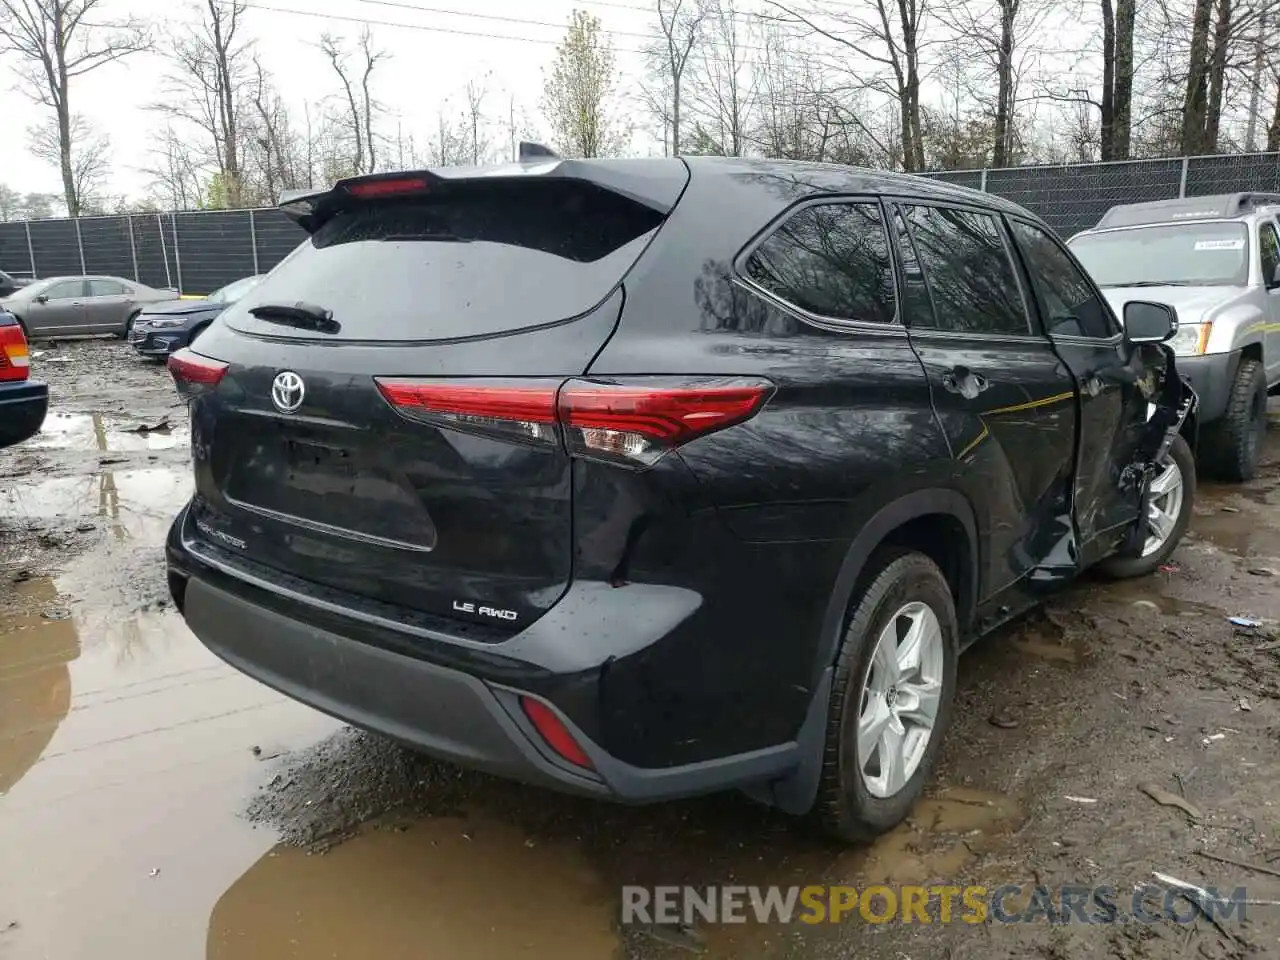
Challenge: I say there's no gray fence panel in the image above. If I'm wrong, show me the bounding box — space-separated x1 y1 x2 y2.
174 210 256 294
131 216 174 291
252 208 306 272
983 159 1186 236
1184 153 1280 196
27 219 82 277
79 217 136 280
0 222 33 278
923 170 984 191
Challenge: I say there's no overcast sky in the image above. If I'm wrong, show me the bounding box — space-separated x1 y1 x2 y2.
3 0 669 200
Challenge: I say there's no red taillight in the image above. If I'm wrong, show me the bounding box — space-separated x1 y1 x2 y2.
346 176 430 199
0 322 29 382
520 696 594 770
168 348 229 398
374 378 561 445
560 379 772 465
374 376 774 466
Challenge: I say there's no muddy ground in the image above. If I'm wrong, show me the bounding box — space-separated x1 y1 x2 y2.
2 338 1279 960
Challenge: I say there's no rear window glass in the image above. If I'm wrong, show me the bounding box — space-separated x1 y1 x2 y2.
225 180 665 341
1069 222 1249 287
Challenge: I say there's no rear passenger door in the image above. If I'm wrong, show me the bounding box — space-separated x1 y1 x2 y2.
1006 218 1152 559
83 279 133 331
890 201 1078 594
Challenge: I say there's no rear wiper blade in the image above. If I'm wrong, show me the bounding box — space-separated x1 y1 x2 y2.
249 301 340 333
1116 280 1192 288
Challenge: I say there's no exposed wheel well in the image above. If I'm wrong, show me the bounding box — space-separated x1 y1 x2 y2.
870 513 974 631
1240 341 1263 365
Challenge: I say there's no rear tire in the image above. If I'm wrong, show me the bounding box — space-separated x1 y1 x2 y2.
807 550 958 844
1096 435 1195 579
1199 358 1266 482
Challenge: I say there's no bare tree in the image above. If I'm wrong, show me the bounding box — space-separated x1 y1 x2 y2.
319 27 388 176
141 124 205 211
463 74 493 165
29 113 110 213
0 0 149 216
1099 0 1138 158
152 0 251 208
645 0 705 154
688 0 758 156
767 0 928 170
541 10 629 158
0 184 22 221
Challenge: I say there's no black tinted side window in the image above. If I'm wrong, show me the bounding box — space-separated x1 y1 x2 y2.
898 204 1030 335
1010 220 1116 338
744 202 896 324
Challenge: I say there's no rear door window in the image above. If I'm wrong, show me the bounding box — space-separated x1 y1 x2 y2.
1009 220 1117 338
87 279 127 297
742 201 897 324
896 204 1032 336
224 180 666 342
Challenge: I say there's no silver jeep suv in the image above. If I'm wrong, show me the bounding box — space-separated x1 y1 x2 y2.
1070 192 1280 481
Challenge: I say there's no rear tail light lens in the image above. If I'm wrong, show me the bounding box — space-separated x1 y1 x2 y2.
374 378 561 445
374 376 774 466
0 322 29 382
168 348 229 398
520 696 594 770
560 379 773 466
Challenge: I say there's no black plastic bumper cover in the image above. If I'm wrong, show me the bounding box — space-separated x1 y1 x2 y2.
0 380 48 449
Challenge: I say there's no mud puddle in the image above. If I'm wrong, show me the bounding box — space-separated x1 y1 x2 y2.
23 411 189 454
0 576 338 960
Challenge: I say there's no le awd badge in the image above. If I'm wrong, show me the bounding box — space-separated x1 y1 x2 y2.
453 600 518 622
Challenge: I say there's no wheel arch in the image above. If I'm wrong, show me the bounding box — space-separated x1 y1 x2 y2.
751 487 979 817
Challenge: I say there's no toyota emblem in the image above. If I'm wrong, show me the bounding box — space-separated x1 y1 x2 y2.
271 371 306 413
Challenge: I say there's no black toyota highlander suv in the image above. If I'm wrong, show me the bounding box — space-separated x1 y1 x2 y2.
165 151 1197 842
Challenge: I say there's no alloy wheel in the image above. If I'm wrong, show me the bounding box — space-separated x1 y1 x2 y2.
856 600 945 799
1142 455 1184 557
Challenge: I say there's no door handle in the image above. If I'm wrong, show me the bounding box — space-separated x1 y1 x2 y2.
941 366 989 399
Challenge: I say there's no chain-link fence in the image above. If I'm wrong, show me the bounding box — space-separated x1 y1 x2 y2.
3 152 1280 294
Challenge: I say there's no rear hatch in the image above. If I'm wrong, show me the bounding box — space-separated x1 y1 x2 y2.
180 161 688 636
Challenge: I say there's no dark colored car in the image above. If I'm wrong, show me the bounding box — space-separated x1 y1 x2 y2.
0 309 48 449
0 270 33 299
164 155 1197 842
131 275 264 357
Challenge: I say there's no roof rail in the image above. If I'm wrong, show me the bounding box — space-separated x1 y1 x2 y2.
1096 192 1280 229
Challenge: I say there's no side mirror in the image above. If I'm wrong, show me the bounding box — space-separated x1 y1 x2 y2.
1123 300 1177 344
34 294 48 304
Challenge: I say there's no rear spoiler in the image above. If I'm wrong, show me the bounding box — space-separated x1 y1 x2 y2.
279 149 689 234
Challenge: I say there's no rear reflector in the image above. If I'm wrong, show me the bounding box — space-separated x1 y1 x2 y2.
520 696 594 770
375 376 774 466
346 176 430 199
168 348 229 397
0 322 29 382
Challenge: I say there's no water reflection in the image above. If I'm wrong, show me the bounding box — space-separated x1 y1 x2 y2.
0 577 82 796
207 814 619 960
25 411 189 453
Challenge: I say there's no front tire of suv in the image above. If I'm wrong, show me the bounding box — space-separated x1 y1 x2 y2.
1199 357 1266 482
809 550 958 844
1096 434 1195 580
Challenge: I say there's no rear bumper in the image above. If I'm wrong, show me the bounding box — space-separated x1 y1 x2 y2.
167 504 802 804
0 380 48 449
